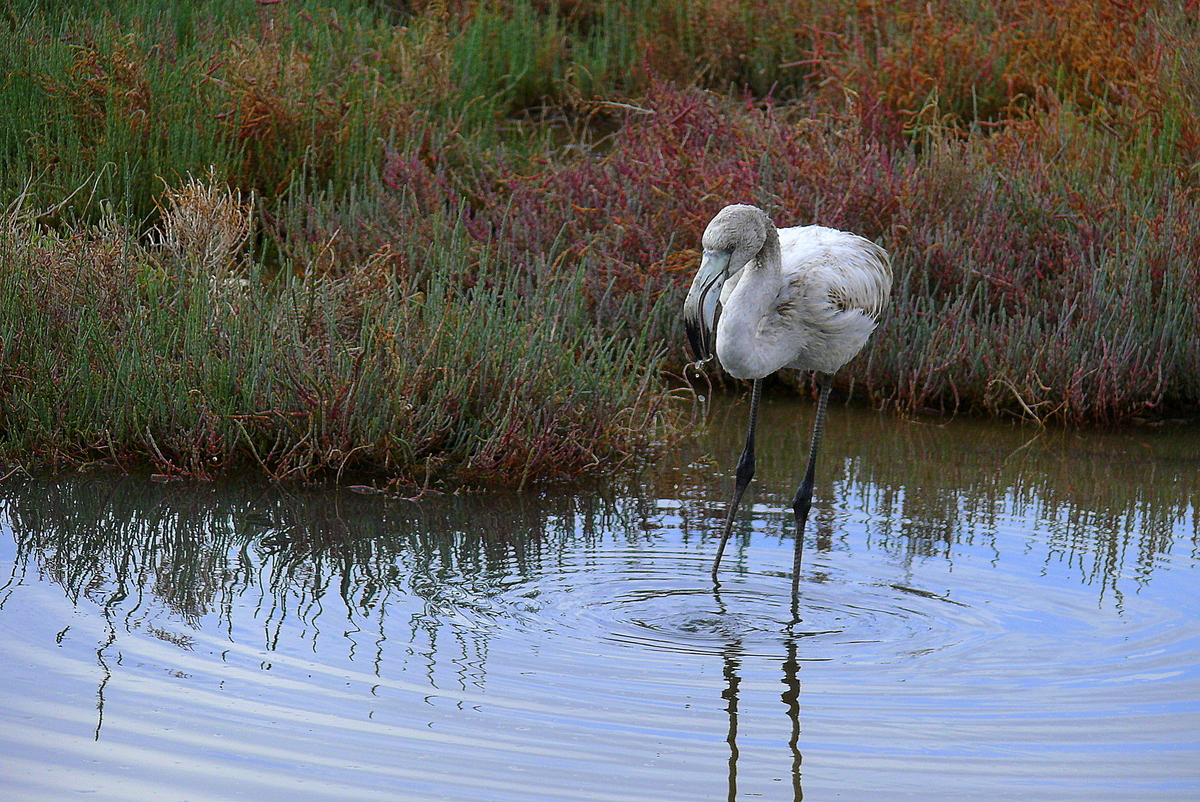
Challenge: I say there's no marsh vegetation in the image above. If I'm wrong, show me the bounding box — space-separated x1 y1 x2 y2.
2 0 1198 484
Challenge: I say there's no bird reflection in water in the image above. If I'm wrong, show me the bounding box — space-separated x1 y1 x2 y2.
713 581 805 801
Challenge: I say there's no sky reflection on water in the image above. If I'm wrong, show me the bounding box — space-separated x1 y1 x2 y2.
1 396 1198 801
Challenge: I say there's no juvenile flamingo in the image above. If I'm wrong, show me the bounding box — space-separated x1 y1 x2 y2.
683 204 892 583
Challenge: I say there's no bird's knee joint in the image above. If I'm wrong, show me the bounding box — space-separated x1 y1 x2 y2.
791 493 812 520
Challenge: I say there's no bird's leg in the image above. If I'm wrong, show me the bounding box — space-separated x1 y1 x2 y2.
790 372 832 600
711 379 762 579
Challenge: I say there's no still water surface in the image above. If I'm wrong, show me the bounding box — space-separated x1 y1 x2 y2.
1 394 1198 801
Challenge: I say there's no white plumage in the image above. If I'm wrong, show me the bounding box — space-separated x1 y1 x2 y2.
684 204 891 378
683 204 892 586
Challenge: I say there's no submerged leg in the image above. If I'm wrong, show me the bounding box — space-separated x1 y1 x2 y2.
711 379 763 579
790 372 833 599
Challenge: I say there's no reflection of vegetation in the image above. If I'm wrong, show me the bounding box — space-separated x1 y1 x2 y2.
0 474 664 737
0 475 633 635
651 392 1199 594
0 417 1193 749
2 406 1195 640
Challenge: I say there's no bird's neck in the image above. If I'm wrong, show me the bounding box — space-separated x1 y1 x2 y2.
728 223 784 323
753 225 782 276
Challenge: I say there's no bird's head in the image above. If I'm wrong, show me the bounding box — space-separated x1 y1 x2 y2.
683 204 770 363
701 204 768 266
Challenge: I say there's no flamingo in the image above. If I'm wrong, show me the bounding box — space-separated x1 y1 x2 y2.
683 204 892 585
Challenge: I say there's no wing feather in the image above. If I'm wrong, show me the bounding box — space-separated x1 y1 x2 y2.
776 225 891 323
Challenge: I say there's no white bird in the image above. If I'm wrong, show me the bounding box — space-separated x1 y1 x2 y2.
683 204 892 585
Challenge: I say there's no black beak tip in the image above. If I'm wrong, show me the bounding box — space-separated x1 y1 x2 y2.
684 320 706 363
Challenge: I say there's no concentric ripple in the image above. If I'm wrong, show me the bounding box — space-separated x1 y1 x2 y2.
487 541 1007 668
2 477 1199 802
508 554 799 657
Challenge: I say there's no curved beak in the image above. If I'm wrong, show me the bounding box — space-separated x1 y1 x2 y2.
683 250 731 362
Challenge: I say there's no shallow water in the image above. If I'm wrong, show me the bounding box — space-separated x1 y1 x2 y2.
1 394 1198 801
